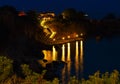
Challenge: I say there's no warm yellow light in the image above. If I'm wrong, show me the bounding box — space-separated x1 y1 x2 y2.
53 38 56 41
80 40 83 60
50 31 56 38
40 19 48 28
76 34 79 37
52 46 57 61
80 40 83 73
67 36 70 38
75 41 79 78
62 44 65 61
42 50 52 61
42 50 47 60
67 43 70 61
76 41 79 57
62 37 65 40
80 33 83 36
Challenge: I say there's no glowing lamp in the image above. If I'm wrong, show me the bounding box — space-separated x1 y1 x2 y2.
53 38 56 41
80 33 83 36
67 36 70 38
62 37 65 40
76 34 79 37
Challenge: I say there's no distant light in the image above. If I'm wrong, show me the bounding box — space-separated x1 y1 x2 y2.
67 36 70 38
76 34 79 37
84 14 88 17
18 11 26 16
53 38 56 41
62 37 65 40
80 33 83 36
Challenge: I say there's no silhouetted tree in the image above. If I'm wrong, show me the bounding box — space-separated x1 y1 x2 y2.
61 8 77 20
102 13 116 20
77 11 89 21
0 6 17 49
27 10 39 25
0 5 48 77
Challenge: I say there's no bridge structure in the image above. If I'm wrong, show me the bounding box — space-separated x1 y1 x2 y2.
41 35 84 81
40 37 83 45
39 31 84 81
38 13 85 81
38 31 84 45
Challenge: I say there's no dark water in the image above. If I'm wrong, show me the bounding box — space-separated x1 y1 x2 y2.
43 37 120 82
84 37 120 78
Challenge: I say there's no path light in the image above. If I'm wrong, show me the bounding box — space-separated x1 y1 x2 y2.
62 37 65 40
67 36 70 38
50 31 56 38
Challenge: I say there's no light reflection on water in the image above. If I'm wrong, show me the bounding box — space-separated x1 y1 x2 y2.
80 40 83 74
67 43 71 61
62 44 65 61
52 45 57 61
42 50 52 61
75 41 79 79
42 38 120 83
42 40 84 83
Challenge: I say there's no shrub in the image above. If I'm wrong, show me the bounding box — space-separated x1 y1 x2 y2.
0 56 13 82
0 56 120 84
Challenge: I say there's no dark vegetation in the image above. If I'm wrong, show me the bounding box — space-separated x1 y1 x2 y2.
0 5 48 77
43 8 120 41
0 56 120 84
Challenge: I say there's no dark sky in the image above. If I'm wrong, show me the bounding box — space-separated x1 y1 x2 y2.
0 0 120 19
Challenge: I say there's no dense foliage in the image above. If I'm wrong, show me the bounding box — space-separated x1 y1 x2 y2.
0 56 120 84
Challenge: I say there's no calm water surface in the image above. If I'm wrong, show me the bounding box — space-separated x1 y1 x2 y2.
84 37 120 78
42 37 120 82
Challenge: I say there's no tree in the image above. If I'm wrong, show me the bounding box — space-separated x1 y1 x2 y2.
61 8 77 20
102 13 116 20
0 6 17 48
0 56 13 82
0 5 46 76
27 10 39 25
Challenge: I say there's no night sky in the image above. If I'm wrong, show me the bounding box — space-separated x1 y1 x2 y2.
0 0 120 19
